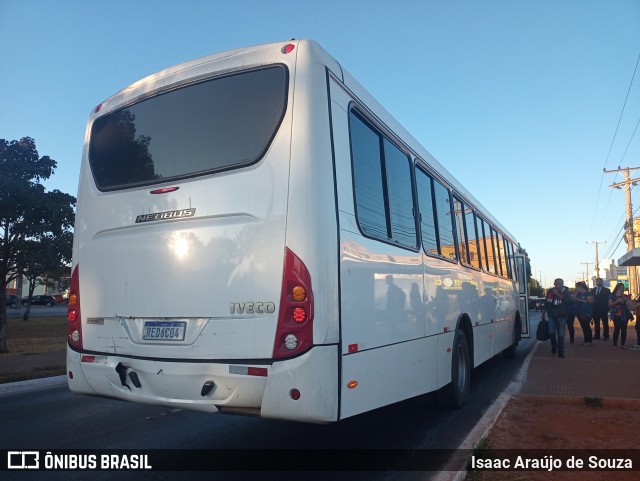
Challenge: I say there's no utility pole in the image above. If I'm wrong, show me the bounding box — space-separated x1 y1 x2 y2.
581 262 591 283
587 241 606 279
605 166 640 297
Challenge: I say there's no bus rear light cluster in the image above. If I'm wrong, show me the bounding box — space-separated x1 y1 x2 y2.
272 248 314 358
67 265 83 350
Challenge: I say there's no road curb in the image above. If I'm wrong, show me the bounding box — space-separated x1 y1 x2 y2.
430 340 540 481
0 375 67 396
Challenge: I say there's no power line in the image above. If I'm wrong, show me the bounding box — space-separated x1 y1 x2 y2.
602 49 640 171
619 115 640 165
602 196 640 261
602 200 640 274
589 50 640 263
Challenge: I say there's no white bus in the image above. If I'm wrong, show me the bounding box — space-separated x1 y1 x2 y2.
67 39 530 423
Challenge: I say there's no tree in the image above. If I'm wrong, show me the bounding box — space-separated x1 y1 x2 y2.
18 231 73 320
519 246 533 281
528 277 544 297
0 137 76 352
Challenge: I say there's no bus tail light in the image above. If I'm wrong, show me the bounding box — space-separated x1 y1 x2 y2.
67 265 83 350
282 43 295 54
273 248 314 359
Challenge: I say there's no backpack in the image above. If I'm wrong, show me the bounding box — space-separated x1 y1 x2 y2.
536 319 550 341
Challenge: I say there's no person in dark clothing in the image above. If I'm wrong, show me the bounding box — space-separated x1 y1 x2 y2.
591 278 610 340
574 281 594 346
541 278 573 358
566 299 576 344
609 282 631 349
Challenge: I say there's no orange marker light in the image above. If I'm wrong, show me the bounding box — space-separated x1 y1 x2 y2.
347 380 358 389
292 285 306 302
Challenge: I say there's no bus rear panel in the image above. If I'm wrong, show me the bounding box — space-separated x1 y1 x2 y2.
68 41 341 423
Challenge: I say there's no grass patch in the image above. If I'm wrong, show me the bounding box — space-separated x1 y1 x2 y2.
2 316 67 354
0 366 66 383
0 315 67 383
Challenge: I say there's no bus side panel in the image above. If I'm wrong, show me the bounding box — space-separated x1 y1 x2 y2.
340 337 438 420
330 77 430 417
472 323 494 365
338 231 425 348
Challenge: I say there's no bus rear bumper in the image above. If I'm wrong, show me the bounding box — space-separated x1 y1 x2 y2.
67 345 338 421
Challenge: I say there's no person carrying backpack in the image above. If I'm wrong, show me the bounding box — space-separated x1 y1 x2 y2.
541 278 573 358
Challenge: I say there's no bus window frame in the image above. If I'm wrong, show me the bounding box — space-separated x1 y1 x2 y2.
348 107 419 252
415 163 459 264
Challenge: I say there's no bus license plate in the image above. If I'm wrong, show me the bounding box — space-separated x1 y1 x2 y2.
143 321 187 341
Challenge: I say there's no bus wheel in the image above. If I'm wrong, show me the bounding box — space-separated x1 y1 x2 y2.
502 320 521 359
436 329 470 409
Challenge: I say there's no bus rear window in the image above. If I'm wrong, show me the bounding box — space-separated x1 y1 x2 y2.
89 65 288 191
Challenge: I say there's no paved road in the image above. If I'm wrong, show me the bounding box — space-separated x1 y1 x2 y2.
0 326 537 481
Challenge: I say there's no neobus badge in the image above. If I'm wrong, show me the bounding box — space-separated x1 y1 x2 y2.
135 208 196 224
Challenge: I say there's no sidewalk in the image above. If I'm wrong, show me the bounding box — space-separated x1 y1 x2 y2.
437 319 640 481
521 320 640 399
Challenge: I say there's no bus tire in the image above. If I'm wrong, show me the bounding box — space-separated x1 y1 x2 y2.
502 320 521 359
436 329 470 409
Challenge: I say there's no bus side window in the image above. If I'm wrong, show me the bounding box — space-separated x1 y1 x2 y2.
416 168 457 262
349 110 417 249
491 228 503 277
466 210 481 270
350 112 388 240
476 216 490 273
434 180 457 261
453 196 469 265
415 169 439 256
485 222 498 275
383 139 417 248
497 232 509 279
505 239 515 280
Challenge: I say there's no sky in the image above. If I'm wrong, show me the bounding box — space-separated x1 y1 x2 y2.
1 0 639 289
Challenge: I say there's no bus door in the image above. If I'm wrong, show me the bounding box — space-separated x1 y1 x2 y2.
515 253 530 338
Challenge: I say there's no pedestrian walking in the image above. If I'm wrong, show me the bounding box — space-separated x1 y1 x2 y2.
591 278 610 340
574 281 594 346
541 278 573 358
609 282 632 349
